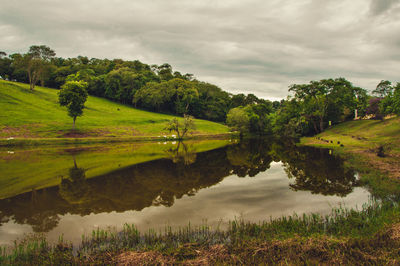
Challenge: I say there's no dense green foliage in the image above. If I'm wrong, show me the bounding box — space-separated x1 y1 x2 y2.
0 46 240 123
1 45 398 138
58 81 88 129
373 80 400 116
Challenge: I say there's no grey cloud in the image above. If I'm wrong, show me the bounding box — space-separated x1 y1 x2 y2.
1 0 400 99
370 0 400 15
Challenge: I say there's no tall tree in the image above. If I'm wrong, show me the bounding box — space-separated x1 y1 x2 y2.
58 81 88 129
289 78 366 133
27 45 56 90
226 107 250 137
0 52 12 80
373 80 393 97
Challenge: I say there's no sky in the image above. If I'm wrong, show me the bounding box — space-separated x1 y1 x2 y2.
1 0 400 100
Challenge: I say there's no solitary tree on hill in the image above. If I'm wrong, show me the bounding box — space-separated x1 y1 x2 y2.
58 81 88 129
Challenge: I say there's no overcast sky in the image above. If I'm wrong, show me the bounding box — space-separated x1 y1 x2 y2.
1 0 399 100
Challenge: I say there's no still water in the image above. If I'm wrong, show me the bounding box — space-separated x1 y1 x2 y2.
0 139 370 246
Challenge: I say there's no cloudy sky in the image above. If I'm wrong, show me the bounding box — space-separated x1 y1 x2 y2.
1 0 399 100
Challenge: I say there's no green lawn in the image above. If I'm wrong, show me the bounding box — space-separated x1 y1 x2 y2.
301 117 400 149
0 80 229 139
301 116 400 180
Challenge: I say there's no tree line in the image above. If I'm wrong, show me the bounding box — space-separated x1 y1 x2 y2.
0 45 399 137
0 45 255 123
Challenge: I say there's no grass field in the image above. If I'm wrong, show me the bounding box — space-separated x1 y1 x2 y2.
0 80 229 140
301 117 400 179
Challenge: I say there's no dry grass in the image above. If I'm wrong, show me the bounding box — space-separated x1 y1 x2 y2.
115 224 400 265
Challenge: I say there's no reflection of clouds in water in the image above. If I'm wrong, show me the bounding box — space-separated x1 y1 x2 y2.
0 142 370 246
0 223 32 247
37 162 369 245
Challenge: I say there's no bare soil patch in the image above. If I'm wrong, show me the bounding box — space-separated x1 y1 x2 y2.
0 125 41 138
59 129 111 138
356 149 400 179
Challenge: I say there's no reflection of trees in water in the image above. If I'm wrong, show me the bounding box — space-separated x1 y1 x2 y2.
0 147 233 232
59 158 89 204
0 139 359 232
164 141 197 165
226 139 273 177
275 143 357 197
30 212 60 232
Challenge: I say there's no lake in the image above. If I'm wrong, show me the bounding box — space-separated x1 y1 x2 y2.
0 138 370 247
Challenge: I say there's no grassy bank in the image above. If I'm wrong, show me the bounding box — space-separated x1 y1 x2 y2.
2 115 400 263
1 200 399 264
0 80 230 144
300 117 400 200
301 117 400 180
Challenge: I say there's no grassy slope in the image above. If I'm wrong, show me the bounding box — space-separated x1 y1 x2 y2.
302 117 400 150
0 80 229 139
300 116 400 201
301 117 400 178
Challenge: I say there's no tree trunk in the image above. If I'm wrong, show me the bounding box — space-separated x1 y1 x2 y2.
311 120 319 134
319 117 324 133
73 117 76 130
177 127 181 139
28 70 33 90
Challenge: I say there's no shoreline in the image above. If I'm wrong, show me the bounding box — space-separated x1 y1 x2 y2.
0 132 236 147
1 128 400 264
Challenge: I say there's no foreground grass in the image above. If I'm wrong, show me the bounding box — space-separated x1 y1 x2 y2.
0 80 229 142
1 201 399 264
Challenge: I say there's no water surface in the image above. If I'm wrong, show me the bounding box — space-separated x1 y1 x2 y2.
0 139 370 246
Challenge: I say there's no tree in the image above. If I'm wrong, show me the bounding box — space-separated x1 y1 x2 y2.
0 52 12 80
393 83 400 115
366 97 384 120
17 45 56 90
373 80 393 97
164 115 196 139
289 78 366 134
373 80 400 116
58 81 88 129
230 93 246 108
226 107 250 137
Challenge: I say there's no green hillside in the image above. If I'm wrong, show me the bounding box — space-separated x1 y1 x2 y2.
0 80 229 140
301 117 400 179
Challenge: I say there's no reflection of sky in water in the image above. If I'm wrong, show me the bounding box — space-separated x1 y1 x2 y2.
0 162 370 246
